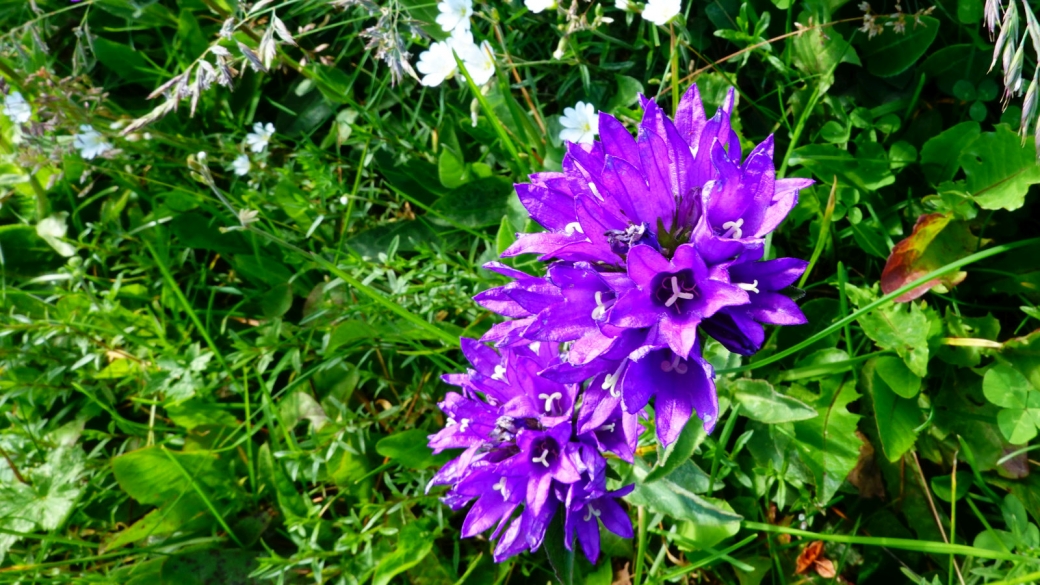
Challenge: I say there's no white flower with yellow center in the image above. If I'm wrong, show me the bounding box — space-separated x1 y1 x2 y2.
559 101 599 144
642 0 681 25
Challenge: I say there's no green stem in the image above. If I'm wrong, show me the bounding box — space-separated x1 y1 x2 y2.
454 53 530 178
744 521 1037 563
633 506 647 585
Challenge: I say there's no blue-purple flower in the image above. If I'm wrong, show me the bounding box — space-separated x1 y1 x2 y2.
430 83 812 564
428 340 635 562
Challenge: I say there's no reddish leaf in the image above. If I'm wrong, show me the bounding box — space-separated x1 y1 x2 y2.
796 541 824 574
881 213 984 302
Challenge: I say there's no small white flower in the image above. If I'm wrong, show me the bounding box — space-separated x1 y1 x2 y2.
458 40 496 86
642 0 681 25
2 91 31 124
238 208 260 226
232 154 252 176
615 0 632 10
559 101 599 144
418 41 458 87
435 0 473 33
525 0 556 13
245 122 275 153
73 125 112 160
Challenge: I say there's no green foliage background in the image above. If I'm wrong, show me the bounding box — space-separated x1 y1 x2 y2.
2 0 1040 583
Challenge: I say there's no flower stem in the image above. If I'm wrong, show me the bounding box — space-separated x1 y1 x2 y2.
634 506 647 585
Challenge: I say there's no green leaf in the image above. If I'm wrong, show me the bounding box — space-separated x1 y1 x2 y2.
543 512 576 585
496 215 517 255
937 309 1000 367
920 121 981 184
860 16 940 77
863 359 920 462
960 124 1040 211
376 429 450 469
874 356 922 398
627 459 742 526
957 0 983 24
259 444 314 521
731 379 818 424
430 177 512 228
789 144 894 192
92 37 157 85
846 283 931 377
880 213 982 302
792 377 862 505
437 148 468 188
260 282 293 319
791 27 859 81
372 522 435 585
930 471 972 502
113 447 224 506
645 418 706 483
160 550 260 585
0 224 65 277
605 75 644 114
166 400 237 430
983 364 1040 444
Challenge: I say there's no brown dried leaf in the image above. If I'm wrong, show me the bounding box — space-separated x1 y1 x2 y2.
795 541 824 574
848 431 886 499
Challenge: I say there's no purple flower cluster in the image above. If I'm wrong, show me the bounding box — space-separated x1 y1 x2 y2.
428 84 811 563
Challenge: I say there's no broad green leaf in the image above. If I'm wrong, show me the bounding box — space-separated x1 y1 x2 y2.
260 282 293 319
113 447 226 505
863 359 920 462
278 390 329 431
103 497 207 551
731 379 817 424
860 16 940 77
960 124 1040 211
376 429 450 469
0 224 65 277
543 513 576 585
790 27 860 82
881 210 977 297
645 417 706 483
175 9 208 59
430 177 513 228
92 37 157 85
983 364 1040 444
605 75 644 114
496 215 517 255
957 0 983 23
846 283 931 377
437 148 468 188
259 444 314 521
0 448 86 562
789 143 894 192
920 122 980 184
166 400 237 430
372 522 435 585
1002 329 1040 390
627 459 741 526
160 549 260 585
676 497 741 549
792 377 862 505
873 356 922 399
930 471 972 502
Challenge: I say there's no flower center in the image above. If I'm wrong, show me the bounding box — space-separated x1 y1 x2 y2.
599 422 616 433
600 358 629 398
606 222 654 255
493 477 509 499
491 364 507 381
537 391 563 413
591 290 615 321
721 218 744 239
652 270 698 314
736 280 759 294
530 436 561 470
583 506 601 521
458 418 471 432
660 353 688 374
564 221 584 236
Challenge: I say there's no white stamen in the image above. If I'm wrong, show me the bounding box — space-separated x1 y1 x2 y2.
600 423 616 433
563 222 584 236
529 341 542 353
583 506 601 521
721 218 744 239
661 354 688 374
493 477 508 499
446 417 457 427
492 364 507 381
601 359 629 398
737 280 760 294
458 418 470 432
591 291 609 320
532 449 551 467
538 392 563 413
588 182 601 198
664 276 695 308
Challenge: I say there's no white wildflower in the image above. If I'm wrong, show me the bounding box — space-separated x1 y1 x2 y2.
73 125 112 160
435 0 472 33
858 1 871 11
559 101 599 144
2 92 31 124
615 0 632 10
232 154 252 176
245 122 275 153
525 0 556 13
642 0 681 25
458 39 496 86
238 208 260 226
417 41 458 87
